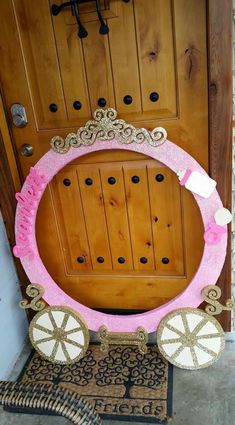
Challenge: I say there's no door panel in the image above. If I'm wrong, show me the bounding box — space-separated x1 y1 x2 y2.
13 0 68 127
52 167 92 273
147 165 184 276
134 0 177 116
0 0 207 310
50 157 187 277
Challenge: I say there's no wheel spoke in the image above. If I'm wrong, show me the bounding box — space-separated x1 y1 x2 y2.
171 343 184 360
192 318 208 337
161 337 183 344
51 340 59 361
65 326 82 335
196 341 218 357
48 310 58 330
34 323 53 335
61 313 69 331
35 335 54 344
195 333 221 340
190 346 199 368
181 312 191 335
64 337 83 349
61 341 71 362
165 323 185 337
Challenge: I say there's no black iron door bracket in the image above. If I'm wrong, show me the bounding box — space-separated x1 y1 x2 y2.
51 0 109 39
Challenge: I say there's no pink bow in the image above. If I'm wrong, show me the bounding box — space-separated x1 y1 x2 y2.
204 222 226 245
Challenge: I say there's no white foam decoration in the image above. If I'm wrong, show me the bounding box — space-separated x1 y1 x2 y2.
36 313 54 331
37 339 56 356
33 328 52 341
167 315 185 333
197 337 222 353
161 327 181 341
186 313 203 332
196 321 218 336
52 311 65 328
175 347 194 367
65 316 80 332
182 171 217 198
162 342 182 357
54 343 67 362
66 330 85 345
194 346 213 365
63 341 82 359
214 207 232 226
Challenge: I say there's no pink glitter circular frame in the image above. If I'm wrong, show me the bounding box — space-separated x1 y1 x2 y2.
15 139 227 332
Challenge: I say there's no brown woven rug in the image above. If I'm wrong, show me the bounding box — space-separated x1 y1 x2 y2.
19 344 173 424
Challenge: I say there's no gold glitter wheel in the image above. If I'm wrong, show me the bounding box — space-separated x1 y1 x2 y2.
29 306 89 364
156 308 225 370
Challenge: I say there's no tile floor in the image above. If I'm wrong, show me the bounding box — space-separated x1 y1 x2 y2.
0 335 235 425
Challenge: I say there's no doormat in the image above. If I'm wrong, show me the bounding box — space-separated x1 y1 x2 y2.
18 344 173 424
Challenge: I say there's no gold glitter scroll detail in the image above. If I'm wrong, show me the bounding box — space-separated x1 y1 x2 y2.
99 325 148 355
50 108 167 154
157 308 225 370
19 284 46 311
201 285 234 316
29 306 90 365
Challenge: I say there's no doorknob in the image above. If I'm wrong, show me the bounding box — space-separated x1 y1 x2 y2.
10 103 28 128
20 144 34 157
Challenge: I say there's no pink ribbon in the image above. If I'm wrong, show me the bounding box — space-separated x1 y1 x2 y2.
179 168 193 186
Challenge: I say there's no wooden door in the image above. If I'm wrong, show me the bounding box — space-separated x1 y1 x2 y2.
0 0 208 311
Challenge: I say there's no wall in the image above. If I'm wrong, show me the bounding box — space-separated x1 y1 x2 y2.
232 3 235 329
232 6 235 294
0 212 28 379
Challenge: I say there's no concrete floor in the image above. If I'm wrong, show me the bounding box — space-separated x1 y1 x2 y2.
0 336 235 425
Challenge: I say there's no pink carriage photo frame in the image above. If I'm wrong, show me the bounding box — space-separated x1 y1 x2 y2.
13 108 228 333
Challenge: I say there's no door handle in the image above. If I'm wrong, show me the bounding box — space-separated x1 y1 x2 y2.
95 0 109 35
51 0 88 39
20 144 34 157
51 0 109 38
